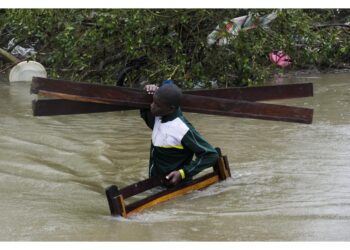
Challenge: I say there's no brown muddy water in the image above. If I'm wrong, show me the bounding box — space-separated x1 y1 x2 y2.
0 73 349 241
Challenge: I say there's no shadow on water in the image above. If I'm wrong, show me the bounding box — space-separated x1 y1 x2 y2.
0 73 350 240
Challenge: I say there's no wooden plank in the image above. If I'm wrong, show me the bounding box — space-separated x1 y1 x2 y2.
31 77 150 107
31 82 313 116
119 176 164 199
186 82 313 101
31 77 313 124
216 156 229 180
105 185 126 217
223 155 231 178
32 99 135 116
182 94 313 124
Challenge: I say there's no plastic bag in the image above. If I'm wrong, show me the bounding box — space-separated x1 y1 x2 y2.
207 12 277 46
7 38 37 58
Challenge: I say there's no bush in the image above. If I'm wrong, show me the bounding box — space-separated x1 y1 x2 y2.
1 9 349 87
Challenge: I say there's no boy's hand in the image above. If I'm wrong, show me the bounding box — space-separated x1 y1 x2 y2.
144 84 159 95
165 170 182 186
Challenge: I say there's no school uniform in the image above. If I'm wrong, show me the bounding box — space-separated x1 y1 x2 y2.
140 107 218 180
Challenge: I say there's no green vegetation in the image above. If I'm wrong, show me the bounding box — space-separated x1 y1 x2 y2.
0 9 349 88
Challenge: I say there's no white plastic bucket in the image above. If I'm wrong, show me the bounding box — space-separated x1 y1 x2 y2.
9 61 47 82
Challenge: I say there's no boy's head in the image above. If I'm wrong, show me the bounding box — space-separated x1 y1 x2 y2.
150 84 182 116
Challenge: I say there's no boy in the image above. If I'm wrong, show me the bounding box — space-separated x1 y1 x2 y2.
140 83 219 186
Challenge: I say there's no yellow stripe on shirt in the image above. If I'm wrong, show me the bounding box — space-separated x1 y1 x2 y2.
159 145 184 149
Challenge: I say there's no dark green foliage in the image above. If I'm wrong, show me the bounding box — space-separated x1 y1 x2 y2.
0 9 349 87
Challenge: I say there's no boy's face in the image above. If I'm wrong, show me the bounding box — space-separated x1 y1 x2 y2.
150 93 175 116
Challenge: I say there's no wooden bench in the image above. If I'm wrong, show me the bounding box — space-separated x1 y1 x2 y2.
105 148 231 218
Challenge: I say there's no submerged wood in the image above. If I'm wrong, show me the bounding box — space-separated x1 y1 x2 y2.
31 77 313 124
32 82 313 116
0 48 20 63
105 149 231 218
125 173 220 216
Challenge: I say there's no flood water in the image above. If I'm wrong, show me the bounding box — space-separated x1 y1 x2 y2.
0 72 349 241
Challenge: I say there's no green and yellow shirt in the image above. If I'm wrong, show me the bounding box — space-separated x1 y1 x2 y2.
140 108 218 180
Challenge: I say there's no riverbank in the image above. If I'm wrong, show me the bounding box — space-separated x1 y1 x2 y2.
1 9 349 87
2 67 350 86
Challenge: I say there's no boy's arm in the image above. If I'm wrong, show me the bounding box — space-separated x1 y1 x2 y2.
140 84 158 129
140 108 155 129
167 130 219 186
181 130 219 178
